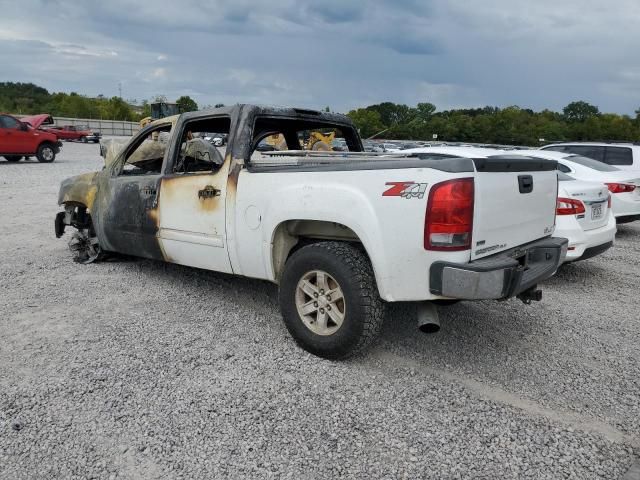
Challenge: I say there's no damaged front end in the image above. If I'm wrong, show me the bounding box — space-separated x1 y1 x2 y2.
55 172 104 263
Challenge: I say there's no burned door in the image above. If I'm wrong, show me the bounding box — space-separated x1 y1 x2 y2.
100 126 170 260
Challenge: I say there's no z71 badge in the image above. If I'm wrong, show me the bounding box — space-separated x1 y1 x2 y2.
383 182 428 199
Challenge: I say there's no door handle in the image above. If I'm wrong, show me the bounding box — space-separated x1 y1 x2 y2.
198 185 221 199
518 175 533 194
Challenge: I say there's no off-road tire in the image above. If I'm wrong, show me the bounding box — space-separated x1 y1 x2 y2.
36 143 56 163
4 156 23 162
279 241 384 359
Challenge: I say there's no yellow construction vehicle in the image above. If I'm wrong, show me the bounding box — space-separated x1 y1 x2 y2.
139 101 179 129
306 131 335 151
263 130 337 151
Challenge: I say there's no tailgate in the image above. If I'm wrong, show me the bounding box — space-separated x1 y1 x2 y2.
471 157 558 260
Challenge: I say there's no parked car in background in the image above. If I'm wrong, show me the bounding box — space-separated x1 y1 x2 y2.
399 142 422 150
381 142 402 153
204 133 227 146
403 146 616 263
554 173 615 262
43 124 100 143
331 138 348 151
541 142 640 171
0 113 62 162
362 141 384 152
516 150 640 224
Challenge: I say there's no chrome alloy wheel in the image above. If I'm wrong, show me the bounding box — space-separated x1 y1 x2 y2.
295 270 346 336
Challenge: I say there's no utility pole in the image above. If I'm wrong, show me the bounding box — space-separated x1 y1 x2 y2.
118 82 122 99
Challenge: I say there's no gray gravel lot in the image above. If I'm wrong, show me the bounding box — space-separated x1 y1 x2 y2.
1 141 639 479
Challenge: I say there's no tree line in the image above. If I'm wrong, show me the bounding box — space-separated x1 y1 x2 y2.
347 101 640 145
0 82 200 122
2 82 640 145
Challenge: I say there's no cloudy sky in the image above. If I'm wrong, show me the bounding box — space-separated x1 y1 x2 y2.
1 0 640 114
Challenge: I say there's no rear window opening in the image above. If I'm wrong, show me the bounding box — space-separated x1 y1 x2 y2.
249 117 362 165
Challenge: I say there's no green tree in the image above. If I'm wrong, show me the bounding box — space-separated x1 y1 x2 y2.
415 102 436 121
365 102 416 127
176 95 198 113
563 101 600 123
346 108 386 138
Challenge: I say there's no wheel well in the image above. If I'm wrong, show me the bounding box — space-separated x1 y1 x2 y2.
271 220 364 281
61 202 92 229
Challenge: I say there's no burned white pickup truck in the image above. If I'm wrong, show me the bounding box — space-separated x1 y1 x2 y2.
55 105 567 359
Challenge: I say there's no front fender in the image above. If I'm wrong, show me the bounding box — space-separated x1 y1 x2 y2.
58 172 100 210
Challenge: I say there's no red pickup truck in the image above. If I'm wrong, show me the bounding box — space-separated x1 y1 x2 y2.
45 124 102 143
0 113 62 163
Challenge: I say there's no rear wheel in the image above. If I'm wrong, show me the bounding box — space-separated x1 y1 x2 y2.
4 156 23 162
36 143 56 163
278 242 384 359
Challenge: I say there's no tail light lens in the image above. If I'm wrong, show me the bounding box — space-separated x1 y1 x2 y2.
424 178 474 251
556 197 585 215
606 183 636 194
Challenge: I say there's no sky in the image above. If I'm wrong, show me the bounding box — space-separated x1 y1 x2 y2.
1 0 640 115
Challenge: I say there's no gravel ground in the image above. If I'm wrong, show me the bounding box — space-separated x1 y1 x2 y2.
1 141 639 479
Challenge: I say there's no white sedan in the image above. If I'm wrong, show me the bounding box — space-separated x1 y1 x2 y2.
523 150 640 224
403 146 616 262
555 173 615 262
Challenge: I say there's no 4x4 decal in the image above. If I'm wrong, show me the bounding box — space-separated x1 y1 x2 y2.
383 182 428 199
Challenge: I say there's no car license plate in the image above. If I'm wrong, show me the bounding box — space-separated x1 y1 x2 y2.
591 203 604 220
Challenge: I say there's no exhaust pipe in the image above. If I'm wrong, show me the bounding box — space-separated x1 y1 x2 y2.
417 302 440 334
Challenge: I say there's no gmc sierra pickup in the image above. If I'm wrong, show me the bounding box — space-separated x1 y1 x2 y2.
55 105 567 359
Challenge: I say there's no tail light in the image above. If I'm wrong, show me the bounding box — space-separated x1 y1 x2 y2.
424 178 474 251
556 197 585 215
606 183 636 194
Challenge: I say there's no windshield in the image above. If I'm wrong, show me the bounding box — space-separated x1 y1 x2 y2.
566 155 619 172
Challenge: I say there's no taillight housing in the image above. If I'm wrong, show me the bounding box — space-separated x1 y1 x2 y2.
606 183 636 194
424 178 474 251
556 197 585 216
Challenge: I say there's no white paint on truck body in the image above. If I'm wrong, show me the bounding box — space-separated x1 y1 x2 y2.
230 163 556 301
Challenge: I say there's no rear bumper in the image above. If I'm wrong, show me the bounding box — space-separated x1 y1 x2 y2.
556 213 616 261
429 237 568 300
577 241 613 261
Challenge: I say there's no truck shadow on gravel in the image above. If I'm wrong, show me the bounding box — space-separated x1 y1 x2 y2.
379 300 538 369
108 256 530 368
543 260 609 287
